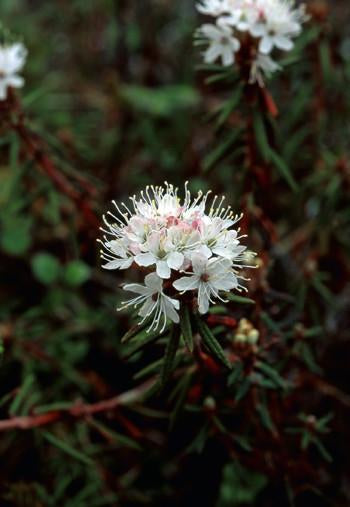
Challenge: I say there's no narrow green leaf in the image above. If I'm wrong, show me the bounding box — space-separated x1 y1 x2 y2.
122 326 168 359
227 361 243 387
179 304 194 352
319 41 332 82
133 358 163 381
235 378 250 402
255 361 287 390
269 148 298 192
313 437 332 462
234 435 252 452
195 315 231 370
203 129 243 172
161 325 181 386
225 293 255 305
9 374 35 416
256 398 276 433
170 373 192 429
121 322 147 344
253 112 271 162
216 85 243 128
42 431 93 465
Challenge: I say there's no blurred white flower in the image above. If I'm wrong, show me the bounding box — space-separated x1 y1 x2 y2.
0 42 27 100
251 0 305 54
250 53 281 86
196 0 307 82
99 183 254 330
198 23 240 66
197 0 228 16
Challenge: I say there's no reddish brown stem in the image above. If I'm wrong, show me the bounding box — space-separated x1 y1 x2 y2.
0 379 155 432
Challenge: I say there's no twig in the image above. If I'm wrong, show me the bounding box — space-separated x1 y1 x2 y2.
0 379 156 432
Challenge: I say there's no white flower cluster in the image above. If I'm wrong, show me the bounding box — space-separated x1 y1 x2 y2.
99 183 255 332
196 0 307 84
0 42 27 100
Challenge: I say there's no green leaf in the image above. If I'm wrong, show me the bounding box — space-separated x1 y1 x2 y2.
225 293 255 305
31 252 61 285
170 373 192 429
119 84 199 117
216 85 243 128
269 148 298 192
186 423 209 454
133 358 163 381
319 41 332 82
179 304 194 352
255 361 287 390
256 397 276 434
203 129 243 172
1 216 32 256
227 361 243 387
42 431 93 466
195 315 231 370
235 378 250 402
122 325 169 359
9 374 36 416
313 437 332 462
217 462 267 506
161 325 181 386
63 260 91 287
253 112 271 162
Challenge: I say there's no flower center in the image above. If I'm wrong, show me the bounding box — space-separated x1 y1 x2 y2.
220 36 230 46
200 273 210 282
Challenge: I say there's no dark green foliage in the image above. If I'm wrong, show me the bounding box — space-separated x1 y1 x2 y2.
0 1 350 506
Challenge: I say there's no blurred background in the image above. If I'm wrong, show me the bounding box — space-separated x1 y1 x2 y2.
0 1 350 506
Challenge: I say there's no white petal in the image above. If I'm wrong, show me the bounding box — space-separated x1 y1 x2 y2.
138 298 156 318
156 260 171 279
274 35 294 51
173 275 199 292
196 245 212 259
147 232 161 254
123 283 150 296
191 253 208 275
212 272 238 291
198 283 210 314
222 47 234 67
250 24 266 37
135 252 156 267
163 297 180 323
0 82 7 100
167 251 184 270
204 43 222 64
102 258 132 270
200 23 223 40
5 74 24 88
259 36 273 55
144 272 163 292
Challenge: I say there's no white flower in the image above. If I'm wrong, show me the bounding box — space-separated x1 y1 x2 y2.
122 273 180 332
251 0 306 54
100 238 134 270
135 231 184 279
195 0 307 81
173 254 239 314
99 182 255 330
250 53 281 86
198 23 241 66
197 0 228 16
0 42 27 100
